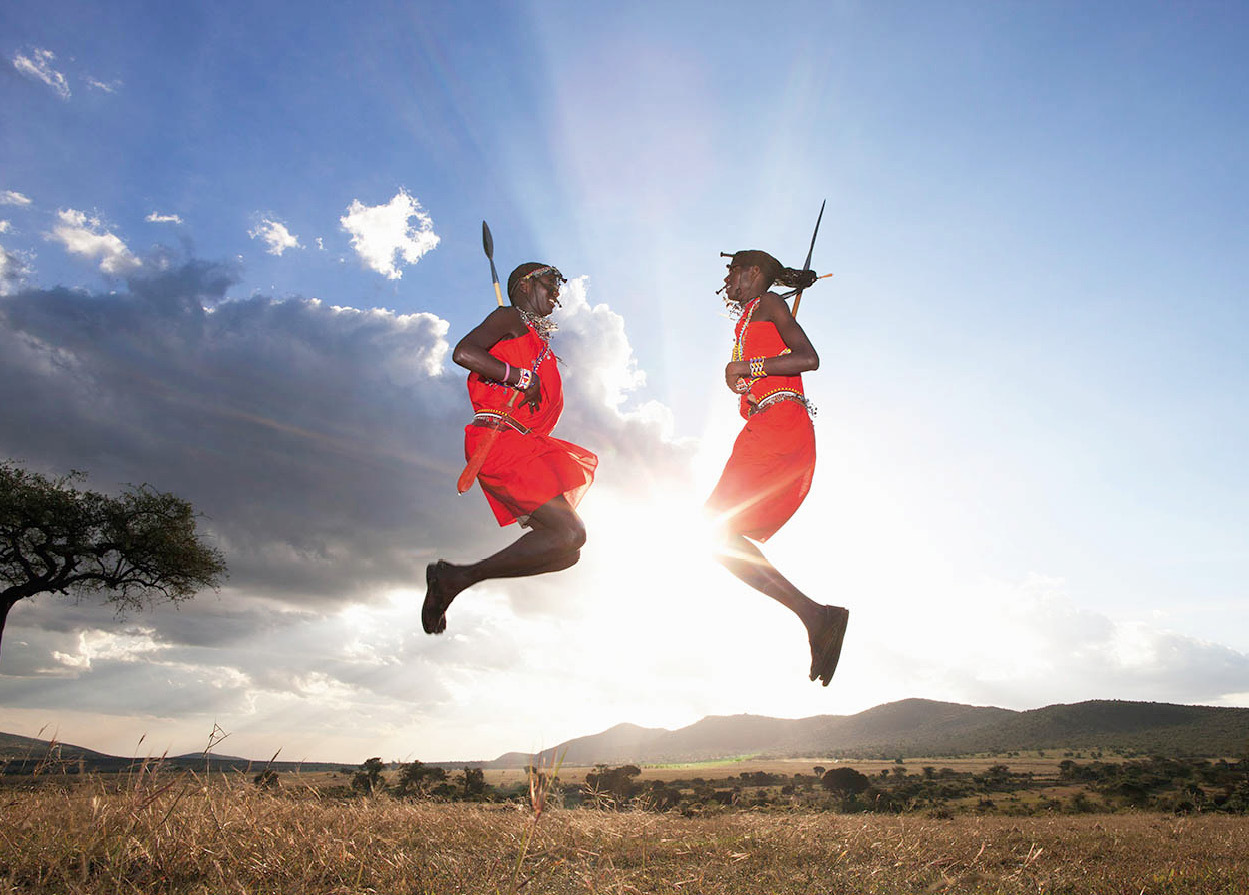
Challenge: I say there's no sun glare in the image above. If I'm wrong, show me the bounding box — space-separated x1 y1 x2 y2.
580 488 718 619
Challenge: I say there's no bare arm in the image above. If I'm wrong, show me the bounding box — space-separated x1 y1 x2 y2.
452 307 543 410
723 292 819 390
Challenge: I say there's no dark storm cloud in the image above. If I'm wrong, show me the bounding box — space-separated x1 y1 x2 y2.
0 259 480 604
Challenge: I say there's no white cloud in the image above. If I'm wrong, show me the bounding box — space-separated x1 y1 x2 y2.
13 48 70 99
146 211 183 225
0 221 10 234
340 189 439 279
1 191 32 207
52 627 168 671
86 77 122 94
47 208 140 275
557 277 647 408
248 217 300 255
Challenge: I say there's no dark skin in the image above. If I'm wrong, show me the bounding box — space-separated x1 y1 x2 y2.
715 261 849 686
423 271 587 634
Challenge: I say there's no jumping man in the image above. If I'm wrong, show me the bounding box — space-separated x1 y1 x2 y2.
705 250 849 685
423 263 597 634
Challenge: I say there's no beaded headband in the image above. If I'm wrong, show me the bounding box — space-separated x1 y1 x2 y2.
519 265 567 287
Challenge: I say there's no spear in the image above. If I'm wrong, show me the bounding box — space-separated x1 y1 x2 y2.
456 221 517 494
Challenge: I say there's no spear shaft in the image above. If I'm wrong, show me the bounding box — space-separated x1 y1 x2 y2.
456 221 516 494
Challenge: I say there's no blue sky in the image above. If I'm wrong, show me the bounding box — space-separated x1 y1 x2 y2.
2 0 1246 762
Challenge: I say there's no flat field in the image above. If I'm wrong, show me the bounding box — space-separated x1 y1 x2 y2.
548 754 1077 783
2 774 1248 894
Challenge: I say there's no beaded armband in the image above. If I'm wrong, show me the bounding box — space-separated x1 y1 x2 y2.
515 367 533 390
748 356 766 379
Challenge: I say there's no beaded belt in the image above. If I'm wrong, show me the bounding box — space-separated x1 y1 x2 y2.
471 411 531 435
748 389 815 418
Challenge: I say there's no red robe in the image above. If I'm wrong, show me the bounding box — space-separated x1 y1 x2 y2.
705 299 816 542
465 326 597 526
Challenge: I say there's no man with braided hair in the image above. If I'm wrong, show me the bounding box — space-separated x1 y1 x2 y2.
706 249 849 685
422 262 597 635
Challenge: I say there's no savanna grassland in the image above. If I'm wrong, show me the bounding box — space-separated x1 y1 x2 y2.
3 760 1249 894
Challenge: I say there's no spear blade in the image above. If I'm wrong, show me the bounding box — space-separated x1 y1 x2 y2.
482 220 503 306
791 199 825 318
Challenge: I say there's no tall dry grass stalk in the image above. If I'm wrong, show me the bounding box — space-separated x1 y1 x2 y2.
506 748 566 894
2 771 1248 894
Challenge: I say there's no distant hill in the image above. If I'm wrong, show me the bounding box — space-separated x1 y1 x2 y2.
491 722 671 769
0 730 343 776
6 699 1247 773
0 730 114 763
484 698 1249 767
948 700 1249 756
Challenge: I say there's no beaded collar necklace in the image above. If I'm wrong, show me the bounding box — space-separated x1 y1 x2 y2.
518 307 556 340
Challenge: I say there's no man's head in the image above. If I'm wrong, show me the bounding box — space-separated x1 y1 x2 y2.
507 262 567 316
721 250 780 304
720 250 817 304
724 250 782 288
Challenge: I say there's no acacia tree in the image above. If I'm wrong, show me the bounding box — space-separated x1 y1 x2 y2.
0 460 227 660
394 759 448 798
821 766 870 796
353 757 388 794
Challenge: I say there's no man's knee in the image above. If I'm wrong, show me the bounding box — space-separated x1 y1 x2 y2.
562 518 587 553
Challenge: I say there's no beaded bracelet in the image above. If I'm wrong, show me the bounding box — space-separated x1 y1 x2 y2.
749 356 766 379
502 361 511 385
516 367 533 390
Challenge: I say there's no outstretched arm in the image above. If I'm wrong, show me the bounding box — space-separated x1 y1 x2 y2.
723 292 819 388
452 307 543 409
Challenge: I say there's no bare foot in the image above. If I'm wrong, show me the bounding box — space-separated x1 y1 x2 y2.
423 560 456 635
807 605 849 687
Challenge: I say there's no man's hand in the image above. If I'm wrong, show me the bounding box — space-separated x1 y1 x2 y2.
724 360 751 393
521 371 543 411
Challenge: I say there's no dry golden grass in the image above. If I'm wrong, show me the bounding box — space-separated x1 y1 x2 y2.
2 774 1248 894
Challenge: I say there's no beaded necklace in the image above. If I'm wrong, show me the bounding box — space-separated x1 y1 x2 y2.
519 312 554 370
531 338 553 369
731 297 762 363
518 307 556 340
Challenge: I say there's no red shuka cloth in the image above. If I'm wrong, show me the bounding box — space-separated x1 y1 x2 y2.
705 303 816 542
465 326 597 526
735 302 807 420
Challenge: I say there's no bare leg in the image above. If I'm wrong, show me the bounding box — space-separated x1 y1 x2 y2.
713 530 849 686
423 495 586 634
